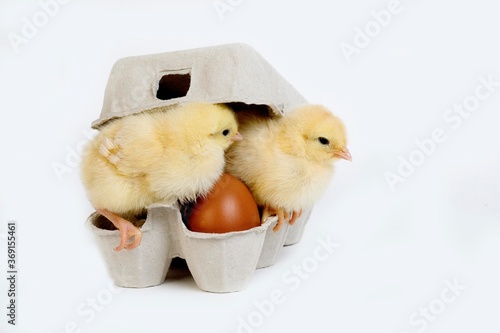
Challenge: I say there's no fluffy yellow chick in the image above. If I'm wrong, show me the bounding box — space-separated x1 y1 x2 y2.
81 103 242 251
225 105 351 231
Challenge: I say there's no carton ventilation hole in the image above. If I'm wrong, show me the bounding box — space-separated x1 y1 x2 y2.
156 73 191 100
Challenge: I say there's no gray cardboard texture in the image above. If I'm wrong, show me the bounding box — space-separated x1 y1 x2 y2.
87 43 313 292
87 206 308 292
92 43 308 128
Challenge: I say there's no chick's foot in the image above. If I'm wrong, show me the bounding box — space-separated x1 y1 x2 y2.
262 206 290 232
289 210 303 225
96 208 143 251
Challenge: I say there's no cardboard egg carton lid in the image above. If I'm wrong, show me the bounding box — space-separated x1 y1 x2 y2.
92 43 308 129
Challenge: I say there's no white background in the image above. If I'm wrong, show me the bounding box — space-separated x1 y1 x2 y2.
1 0 499 332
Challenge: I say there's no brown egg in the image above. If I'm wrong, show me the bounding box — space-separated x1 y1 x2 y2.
188 173 261 233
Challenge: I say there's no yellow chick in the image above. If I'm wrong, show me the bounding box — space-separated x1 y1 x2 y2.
81 103 242 251
225 105 351 232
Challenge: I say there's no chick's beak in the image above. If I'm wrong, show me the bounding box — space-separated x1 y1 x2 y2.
231 132 243 142
334 147 352 161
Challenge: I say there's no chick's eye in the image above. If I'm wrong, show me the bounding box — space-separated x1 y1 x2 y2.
318 137 330 145
222 129 230 136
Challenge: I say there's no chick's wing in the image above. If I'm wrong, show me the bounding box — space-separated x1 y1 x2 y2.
98 116 165 177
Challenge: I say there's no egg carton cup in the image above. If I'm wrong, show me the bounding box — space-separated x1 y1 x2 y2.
86 204 311 292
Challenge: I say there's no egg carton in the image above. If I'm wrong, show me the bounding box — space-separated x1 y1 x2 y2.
87 205 311 292
86 43 314 292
